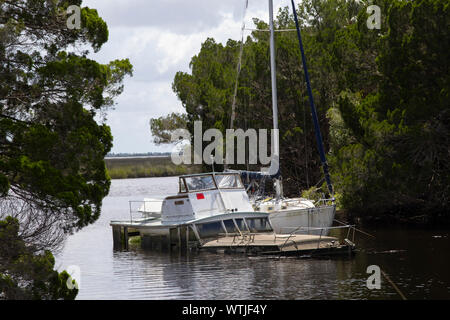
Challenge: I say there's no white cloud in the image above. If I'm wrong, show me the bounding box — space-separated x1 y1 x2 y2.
82 0 287 153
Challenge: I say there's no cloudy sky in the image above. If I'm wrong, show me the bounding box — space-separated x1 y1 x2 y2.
82 0 287 154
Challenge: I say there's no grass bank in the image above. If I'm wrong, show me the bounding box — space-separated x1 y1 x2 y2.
105 156 202 179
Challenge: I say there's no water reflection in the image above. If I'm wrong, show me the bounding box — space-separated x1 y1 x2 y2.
108 249 345 300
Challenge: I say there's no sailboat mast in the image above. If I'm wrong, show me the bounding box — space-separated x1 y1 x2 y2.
268 0 282 200
269 0 278 132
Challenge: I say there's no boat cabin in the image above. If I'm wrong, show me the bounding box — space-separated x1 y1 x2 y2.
161 173 254 223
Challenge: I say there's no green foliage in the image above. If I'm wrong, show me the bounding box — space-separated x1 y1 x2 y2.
329 0 450 220
0 0 132 298
0 217 78 300
154 0 449 221
301 186 323 203
128 235 141 246
150 113 189 144
156 2 370 194
1 0 133 230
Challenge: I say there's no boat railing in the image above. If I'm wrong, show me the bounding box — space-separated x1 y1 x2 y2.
128 200 163 223
278 224 356 249
253 197 335 207
280 224 354 234
314 198 335 206
216 232 257 245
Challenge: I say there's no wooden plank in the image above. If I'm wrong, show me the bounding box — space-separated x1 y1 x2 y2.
112 225 122 250
124 227 129 250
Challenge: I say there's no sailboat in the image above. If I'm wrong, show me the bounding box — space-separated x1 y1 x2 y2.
230 0 336 236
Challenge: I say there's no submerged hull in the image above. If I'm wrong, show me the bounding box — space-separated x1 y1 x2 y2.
268 205 336 235
111 211 271 238
139 224 171 237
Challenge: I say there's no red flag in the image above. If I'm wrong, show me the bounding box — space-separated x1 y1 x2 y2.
196 193 205 200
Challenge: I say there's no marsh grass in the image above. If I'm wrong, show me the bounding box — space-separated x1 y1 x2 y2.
105 156 202 179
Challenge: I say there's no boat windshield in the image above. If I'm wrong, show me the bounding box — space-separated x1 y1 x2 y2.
185 175 216 191
214 174 244 189
179 178 187 193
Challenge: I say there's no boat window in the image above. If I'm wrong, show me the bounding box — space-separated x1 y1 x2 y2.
179 178 187 193
223 219 238 233
196 221 224 238
234 218 248 232
246 218 273 233
185 175 216 191
214 174 244 189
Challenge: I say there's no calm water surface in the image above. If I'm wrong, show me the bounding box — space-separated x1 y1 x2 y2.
56 177 450 300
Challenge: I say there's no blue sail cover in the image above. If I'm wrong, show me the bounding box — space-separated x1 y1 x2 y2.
290 0 334 196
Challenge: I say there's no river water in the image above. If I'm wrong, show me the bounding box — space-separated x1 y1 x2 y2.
56 177 450 300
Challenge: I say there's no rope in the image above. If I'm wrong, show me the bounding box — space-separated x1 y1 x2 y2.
381 269 408 300
229 0 249 132
245 28 297 32
226 0 249 170
333 218 376 239
333 219 406 299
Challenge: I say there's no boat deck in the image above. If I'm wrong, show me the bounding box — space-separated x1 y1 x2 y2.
201 233 354 256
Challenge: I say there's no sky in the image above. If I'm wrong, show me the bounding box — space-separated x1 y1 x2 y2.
82 0 287 154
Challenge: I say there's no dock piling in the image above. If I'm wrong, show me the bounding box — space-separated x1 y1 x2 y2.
112 225 130 250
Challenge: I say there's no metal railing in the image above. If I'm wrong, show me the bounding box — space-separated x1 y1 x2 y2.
254 197 335 208
278 224 356 250
314 198 335 206
128 200 163 223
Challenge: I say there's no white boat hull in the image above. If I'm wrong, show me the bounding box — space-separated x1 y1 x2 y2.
269 205 336 235
139 225 171 237
111 211 271 238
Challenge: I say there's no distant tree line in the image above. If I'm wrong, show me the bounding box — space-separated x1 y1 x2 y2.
106 152 171 158
151 0 449 223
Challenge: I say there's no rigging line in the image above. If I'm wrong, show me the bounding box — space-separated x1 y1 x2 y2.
226 0 249 170
333 218 376 239
381 269 408 300
245 28 297 32
229 0 249 132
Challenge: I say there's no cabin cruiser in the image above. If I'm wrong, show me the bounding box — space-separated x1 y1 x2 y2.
110 172 273 243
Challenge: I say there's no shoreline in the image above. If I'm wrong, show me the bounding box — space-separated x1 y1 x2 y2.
105 156 202 179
